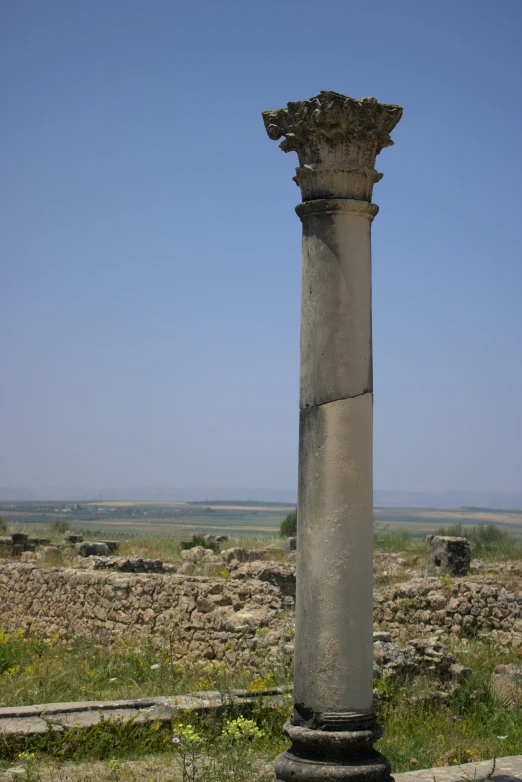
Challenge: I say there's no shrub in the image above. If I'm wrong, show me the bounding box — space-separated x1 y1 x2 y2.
0 517 7 534
373 523 411 552
279 510 297 538
0 629 30 675
49 520 70 535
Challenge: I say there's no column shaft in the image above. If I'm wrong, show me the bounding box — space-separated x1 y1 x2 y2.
294 201 376 725
299 201 376 410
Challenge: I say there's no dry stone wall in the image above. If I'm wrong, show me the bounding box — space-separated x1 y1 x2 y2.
1 563 522 658
375 577 522 648
0 563 294 666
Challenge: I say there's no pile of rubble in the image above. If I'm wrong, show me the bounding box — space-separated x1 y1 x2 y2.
177 544 287 577
372 631 469 694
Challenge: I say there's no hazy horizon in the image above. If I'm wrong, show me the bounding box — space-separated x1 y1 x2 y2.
2 486 522 511
2 1 521 495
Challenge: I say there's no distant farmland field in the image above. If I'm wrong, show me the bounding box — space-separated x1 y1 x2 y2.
1 501 521 540
0 500 294 538
374 506 522 540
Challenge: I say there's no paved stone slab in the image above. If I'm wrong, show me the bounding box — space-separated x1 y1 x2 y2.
0 698 162 718
0 718 51 736
0 688 291 737
395 755 522 782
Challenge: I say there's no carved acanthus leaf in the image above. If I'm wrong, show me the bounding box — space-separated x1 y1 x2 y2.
262 91 402 155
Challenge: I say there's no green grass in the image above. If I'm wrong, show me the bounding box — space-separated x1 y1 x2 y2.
2 507 522 776
0 501 292 540
376 638 522 771
0 630 292 709
0 703 287 781
2 628 521 775
373 523 413 552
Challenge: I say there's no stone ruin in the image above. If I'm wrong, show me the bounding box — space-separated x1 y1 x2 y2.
0 530 120 564
0 532 51 557
427 535 471 577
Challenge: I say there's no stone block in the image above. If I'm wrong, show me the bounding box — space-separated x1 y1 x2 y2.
285 537 297 552
11 533 29 546
75 541 109 557
65 533 84 544
427 536 471 576
28 537 51 547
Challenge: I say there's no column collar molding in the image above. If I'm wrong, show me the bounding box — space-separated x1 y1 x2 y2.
295 198 379 221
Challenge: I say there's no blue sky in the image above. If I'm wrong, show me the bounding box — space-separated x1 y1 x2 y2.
2 0 521 494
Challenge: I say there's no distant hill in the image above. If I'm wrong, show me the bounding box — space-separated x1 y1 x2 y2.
0 486 297 503
374 490 522 510
1 486 521 509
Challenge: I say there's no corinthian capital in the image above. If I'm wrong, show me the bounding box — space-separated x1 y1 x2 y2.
262 91 402 202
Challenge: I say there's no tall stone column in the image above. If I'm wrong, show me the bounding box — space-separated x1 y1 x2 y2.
262 92 402 781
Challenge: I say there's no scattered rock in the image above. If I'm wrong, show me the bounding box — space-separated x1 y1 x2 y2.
247 546 282 562
181 546 214 564
231 561 296 598
92 556 165 573
20 551 39 562
373 635 470 692
221 547 249 565
373 631 392 642
204 534 228 545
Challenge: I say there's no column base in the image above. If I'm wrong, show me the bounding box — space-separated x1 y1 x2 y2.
274 720 392 782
